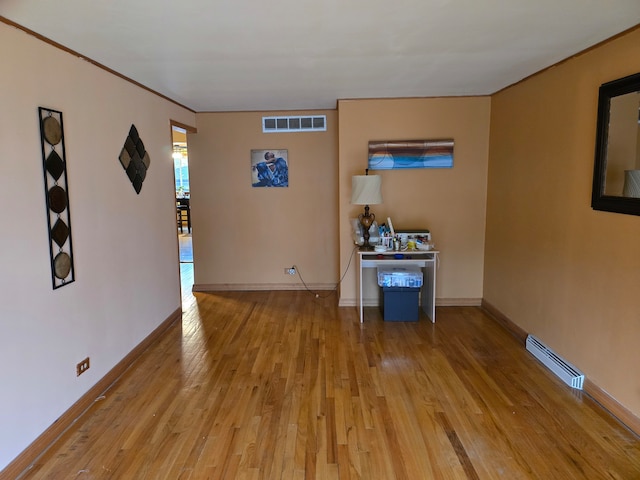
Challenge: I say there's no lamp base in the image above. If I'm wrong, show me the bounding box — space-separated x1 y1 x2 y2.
358 205 376 251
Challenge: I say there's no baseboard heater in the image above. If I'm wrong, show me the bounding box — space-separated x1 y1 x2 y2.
526 335 584 390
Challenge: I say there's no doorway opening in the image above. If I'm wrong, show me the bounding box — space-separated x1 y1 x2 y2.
172 123 194 298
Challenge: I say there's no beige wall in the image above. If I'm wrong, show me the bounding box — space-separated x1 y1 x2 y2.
188 111 338 290
337 97 491 306
189 98 491 304
485 27 640 417
0 22 195 470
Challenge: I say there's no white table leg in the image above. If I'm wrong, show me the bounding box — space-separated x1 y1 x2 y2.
358 254 363 323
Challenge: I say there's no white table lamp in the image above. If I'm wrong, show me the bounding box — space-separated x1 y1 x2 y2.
351 173 382 250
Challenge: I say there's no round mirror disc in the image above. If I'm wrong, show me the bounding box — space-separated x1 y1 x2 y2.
53 252 71 279
43 116 62 145
48 185 67 213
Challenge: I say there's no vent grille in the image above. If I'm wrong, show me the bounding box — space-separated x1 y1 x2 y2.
526 335 584 389
262 115 326 133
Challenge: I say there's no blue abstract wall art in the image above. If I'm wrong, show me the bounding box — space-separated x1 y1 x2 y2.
368 139 454 170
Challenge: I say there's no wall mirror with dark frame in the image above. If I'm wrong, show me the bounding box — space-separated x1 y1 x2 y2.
591 72 640 216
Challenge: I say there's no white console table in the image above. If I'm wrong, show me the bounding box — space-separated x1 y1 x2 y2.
357 250 439 323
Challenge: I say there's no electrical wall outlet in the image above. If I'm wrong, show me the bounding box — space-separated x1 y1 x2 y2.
284 266 296 275
76 357 90 376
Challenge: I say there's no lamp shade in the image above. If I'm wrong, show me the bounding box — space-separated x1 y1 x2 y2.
351 175 382 205
623 170 640 198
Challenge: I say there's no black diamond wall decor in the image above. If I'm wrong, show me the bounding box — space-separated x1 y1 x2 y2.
119 124 150 194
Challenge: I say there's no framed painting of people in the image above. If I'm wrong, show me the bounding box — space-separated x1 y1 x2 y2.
251 149 289 187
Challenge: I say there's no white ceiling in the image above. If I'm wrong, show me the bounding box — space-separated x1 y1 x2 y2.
2 1 639 112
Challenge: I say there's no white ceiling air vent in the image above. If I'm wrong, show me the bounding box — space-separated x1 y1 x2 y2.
262 115 326 133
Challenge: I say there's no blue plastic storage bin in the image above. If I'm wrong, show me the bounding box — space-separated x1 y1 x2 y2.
380 286 420 321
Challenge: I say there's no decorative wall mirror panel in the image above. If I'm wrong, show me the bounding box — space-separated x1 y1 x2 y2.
39 107 75 289
591 72 640 216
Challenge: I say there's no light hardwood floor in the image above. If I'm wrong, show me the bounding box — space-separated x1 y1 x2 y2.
16 287 640 479
178 232 193 264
